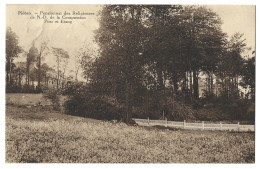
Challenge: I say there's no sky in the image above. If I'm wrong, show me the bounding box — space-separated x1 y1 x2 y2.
6 4 256 81
7 4 101 80
208 5 255 52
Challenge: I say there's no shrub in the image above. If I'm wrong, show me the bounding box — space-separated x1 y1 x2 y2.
64 84 123 121
6 83 43 93
43 88 62 111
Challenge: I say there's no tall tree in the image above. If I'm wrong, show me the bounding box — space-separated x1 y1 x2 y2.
240 52 255 100
6 27 23 84
95 5 147 123
179 6 225 99
40 63 55 88
52 47 70 89
216 33 248 99
14 62 26 87
37 41 48 88
26 42 38 85
144 5 183 91
76 42 97 82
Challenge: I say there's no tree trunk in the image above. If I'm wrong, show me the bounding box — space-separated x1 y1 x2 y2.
189 70 193 97
9 62 12 84
18 68 21 87
210 73 213 94
193 69 199 99
236 75 239 97
38 53 41 88
6 71 9 83
157 64 164 90
57 73 59 89
125 77 132 124
27 65 30 86
215 76 218 97
185 72 189 95
173 75 178 94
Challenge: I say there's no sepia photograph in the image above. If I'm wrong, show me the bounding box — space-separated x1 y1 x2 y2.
4 3 255 164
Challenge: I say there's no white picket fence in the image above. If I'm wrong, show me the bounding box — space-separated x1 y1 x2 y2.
133 118 255 132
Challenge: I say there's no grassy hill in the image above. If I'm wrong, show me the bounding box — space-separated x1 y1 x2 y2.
6 105 255 163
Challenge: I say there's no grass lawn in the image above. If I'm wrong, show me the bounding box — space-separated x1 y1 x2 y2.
5 105 255 163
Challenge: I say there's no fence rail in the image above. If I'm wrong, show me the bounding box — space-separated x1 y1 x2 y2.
133 118 254 132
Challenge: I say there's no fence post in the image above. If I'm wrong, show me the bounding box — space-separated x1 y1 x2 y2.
202 121 204 130
237 121 240 132
163 111 165 120
183 120 186 129
165 117 167 127
148 117 150 126
220 121 222 130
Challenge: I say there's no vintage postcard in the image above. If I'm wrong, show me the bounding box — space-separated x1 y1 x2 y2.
5 4 255 164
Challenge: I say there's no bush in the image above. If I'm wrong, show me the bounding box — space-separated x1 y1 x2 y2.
64 84 123 121
6 83 21 93
6 83 43 93
43 88 62 111
211 97 255 123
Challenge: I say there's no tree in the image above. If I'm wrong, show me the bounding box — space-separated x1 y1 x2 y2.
216 33 248 99
13 62 26 87
52 47 70 89
37 41 49 89
26 42 38 86
240 51 255 100
6 27 23 84
142 6 225 102
179 6 225 99
91 5 227 121
94 5 148 123
74 52 83 82
75 42 97 82
40 63 55 88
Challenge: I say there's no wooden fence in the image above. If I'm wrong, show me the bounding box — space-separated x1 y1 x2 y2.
133 118 255 132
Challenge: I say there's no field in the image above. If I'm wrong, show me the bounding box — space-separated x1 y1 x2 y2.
6 105 255 163
6 93 67 106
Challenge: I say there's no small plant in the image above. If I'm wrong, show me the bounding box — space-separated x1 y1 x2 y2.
43 88 61 111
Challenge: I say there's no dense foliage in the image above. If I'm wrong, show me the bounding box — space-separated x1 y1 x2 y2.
64 5 254 123
6 27 23 84
6 5 255 123
64 83 124 120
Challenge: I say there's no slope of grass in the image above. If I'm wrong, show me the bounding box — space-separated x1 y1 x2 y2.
6 93 67 106
6 105 255 163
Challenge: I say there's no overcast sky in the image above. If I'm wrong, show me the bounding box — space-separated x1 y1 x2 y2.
7 4 101 80
208 5 255 52
6 4 255 80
